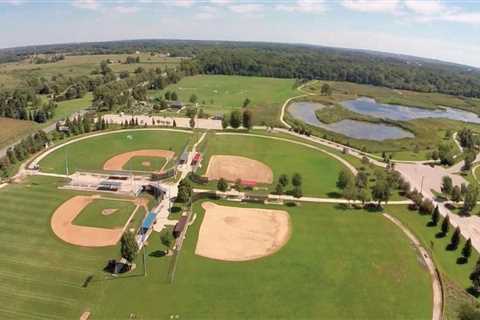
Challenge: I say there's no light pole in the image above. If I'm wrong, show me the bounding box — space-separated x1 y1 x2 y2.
420 176 424 194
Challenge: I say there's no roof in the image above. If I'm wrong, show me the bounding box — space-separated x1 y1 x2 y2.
141 212 157 230
174 216 188 233
241 179 257 187
179 151 189 162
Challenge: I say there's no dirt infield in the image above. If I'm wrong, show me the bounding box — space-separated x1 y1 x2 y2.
195 202 290 261
205 155 273 184
103 149 174 171
51 195 136 247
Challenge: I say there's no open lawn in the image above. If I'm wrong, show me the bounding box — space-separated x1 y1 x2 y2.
387 205 480 319
0 117 37 150
149 75 298 126
197 133 349 197
73 198 138 229
51 93 93 123
123 156 167 172
39 130 192 174
89 200 432 319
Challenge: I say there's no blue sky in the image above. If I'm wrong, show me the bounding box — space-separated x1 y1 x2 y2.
1 0 480 67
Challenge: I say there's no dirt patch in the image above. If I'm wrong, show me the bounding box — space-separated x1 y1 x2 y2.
205 155 273 184
51 195 133 247
102 208 118 216
103 149 174 171
195 202 290 261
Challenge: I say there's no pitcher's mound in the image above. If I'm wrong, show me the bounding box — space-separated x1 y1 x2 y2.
205 155 273 184
195 202 290 261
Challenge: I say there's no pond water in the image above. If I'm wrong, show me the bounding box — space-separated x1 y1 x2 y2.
288 102 414 141
341 97 480 123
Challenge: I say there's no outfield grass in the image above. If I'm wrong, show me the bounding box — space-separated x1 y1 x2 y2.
197 133 350 197
0 176 117 319
73 199 138 229
39 130 192 174
0 117 37 150
88 200 432 319
149 75 298 126
123 156 167 172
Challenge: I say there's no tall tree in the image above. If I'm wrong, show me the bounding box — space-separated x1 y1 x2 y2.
463 239 473 262
230 110 241 129
431 206 440 226
441 215 450 236
120 231 138 263
450 226 461 250
441 176 453 198
242 110 253 130
337 169 353 190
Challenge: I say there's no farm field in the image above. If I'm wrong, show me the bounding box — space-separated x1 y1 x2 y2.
39 130 192 174
197 133 348 197
87 200 432 319
0 117 37 150
0 53 182 88
149 75 298 126
73 198 138 229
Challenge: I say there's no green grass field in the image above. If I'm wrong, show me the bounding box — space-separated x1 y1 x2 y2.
51 94 93 122
88 200 432 319
387 206 480 318
73 198 138 229
0 174 433 319
0 176 116 319
197 133 349 197
149 75 298 126
123 156 167 172
39 130 192 174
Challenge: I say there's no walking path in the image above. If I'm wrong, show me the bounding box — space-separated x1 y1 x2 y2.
383 213 443 320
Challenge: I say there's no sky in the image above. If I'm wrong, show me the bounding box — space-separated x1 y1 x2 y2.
1 0 480 67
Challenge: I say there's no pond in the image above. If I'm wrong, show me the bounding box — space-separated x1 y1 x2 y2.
288 102 414 141
341 97 480 123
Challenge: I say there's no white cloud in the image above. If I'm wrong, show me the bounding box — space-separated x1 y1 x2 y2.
113 6 140 14
209 0 232 5
194 6 217 20
4 0 25 5
342 0 400 13
404 0 447 15
72 0 99 10
171 0 194 7
228 3 264 14
276 0 327 14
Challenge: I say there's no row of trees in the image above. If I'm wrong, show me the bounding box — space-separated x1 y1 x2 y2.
0 130 50 179
273 173 303 198
336 167 401 207
222 110 253 130
441 176 478 215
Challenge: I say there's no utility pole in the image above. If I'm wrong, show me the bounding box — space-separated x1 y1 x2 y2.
420 176 424 194
65 146 69 176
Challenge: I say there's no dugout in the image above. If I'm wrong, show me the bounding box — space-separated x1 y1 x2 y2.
173 215 188 238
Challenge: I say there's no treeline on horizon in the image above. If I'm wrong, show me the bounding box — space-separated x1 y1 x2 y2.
1 39 480 98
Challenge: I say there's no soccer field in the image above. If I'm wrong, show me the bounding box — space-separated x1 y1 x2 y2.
149 75 298 125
